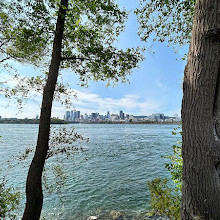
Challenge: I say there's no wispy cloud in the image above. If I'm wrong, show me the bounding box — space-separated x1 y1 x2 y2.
0 74 164 118
69 90 163 116
0 89 164 118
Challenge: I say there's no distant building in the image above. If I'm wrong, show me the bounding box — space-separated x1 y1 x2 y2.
134 116 147 120
80 115 84 120
0 116 1 120
129 115 135 121
36 115 39 120
107 111 110 119
119 110 125 120
70 110 75 121
151 113 165 120
65 111 70 120
99 115 104 120
84 113 88 120
91 112 98 119
111 114 119 121
76 111 80 119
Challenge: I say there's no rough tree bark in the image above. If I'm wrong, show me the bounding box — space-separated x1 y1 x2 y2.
22 0 68 219
182 0 220 219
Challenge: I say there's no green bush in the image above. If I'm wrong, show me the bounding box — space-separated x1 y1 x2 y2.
0 137 20 219
147 126 182 220
0 179 20 219
147 178 181 219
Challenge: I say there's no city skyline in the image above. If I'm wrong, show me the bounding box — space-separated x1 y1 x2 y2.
64 109 179 118
63 109 180 123
0 109 179 121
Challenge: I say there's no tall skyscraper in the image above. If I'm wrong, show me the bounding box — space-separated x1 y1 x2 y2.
107 111 110 119
119 110 124 120
65 111 70 120
70 110 75 121
84 113 88 120
76 111 80 119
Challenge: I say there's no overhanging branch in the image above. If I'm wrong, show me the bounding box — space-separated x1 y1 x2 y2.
0 57 10 63
61 56 89 61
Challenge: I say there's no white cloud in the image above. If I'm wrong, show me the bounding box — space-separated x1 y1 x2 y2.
68 90 163 116
0 88 164 119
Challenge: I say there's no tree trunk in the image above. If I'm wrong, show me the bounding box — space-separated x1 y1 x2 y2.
22 1 68 219
182 0 220 219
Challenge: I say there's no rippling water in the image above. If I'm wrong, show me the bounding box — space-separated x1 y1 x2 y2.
0 124 179 219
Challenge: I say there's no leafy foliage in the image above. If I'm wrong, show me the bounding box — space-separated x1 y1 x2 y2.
147 178 181 220
0 136 20 219
47 126 88 159
136 0 196 49
0 134 20 219
18 126 88 193
0 0 51 64
0 0 144 110
0 74 77 109
44 126 88 193
0 179 20 219
1 0 144 85
164 126 182 189
147 126 182 220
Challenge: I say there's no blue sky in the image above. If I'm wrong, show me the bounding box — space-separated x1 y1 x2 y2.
0 1 188 119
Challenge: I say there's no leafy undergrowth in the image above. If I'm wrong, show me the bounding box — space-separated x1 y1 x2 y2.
147 126 182 220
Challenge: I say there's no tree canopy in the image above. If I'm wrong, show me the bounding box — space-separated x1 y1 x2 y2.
136 0 196 48
0 0 143 85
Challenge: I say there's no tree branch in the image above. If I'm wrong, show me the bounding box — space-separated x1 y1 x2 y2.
61 56 89 61
0 57 10 63
0 48 21 62
0 37 13 48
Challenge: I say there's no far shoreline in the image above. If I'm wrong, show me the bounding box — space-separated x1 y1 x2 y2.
0 119 180 125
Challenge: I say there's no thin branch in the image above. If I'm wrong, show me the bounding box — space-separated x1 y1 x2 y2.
61 56 90 61
0 48 21 62
0 57 10 63
0 37 12 48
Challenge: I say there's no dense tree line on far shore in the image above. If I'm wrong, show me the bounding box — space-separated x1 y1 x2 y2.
0 118 67 124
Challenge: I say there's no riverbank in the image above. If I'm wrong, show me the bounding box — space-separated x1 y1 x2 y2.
86 211 170 220
0 118 180 125
69 121 179 125
0 118 68 124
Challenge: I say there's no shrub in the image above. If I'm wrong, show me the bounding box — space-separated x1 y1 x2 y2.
0 179 20 219
0 136 20 219
147 126 182 220
147 178 181 219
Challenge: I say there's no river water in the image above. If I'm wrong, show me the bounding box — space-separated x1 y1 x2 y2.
0 124 179 219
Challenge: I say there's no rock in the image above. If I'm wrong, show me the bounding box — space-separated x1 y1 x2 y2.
87 216 99 220
115 215 124 220
110 211 123 219
145 215 170 220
